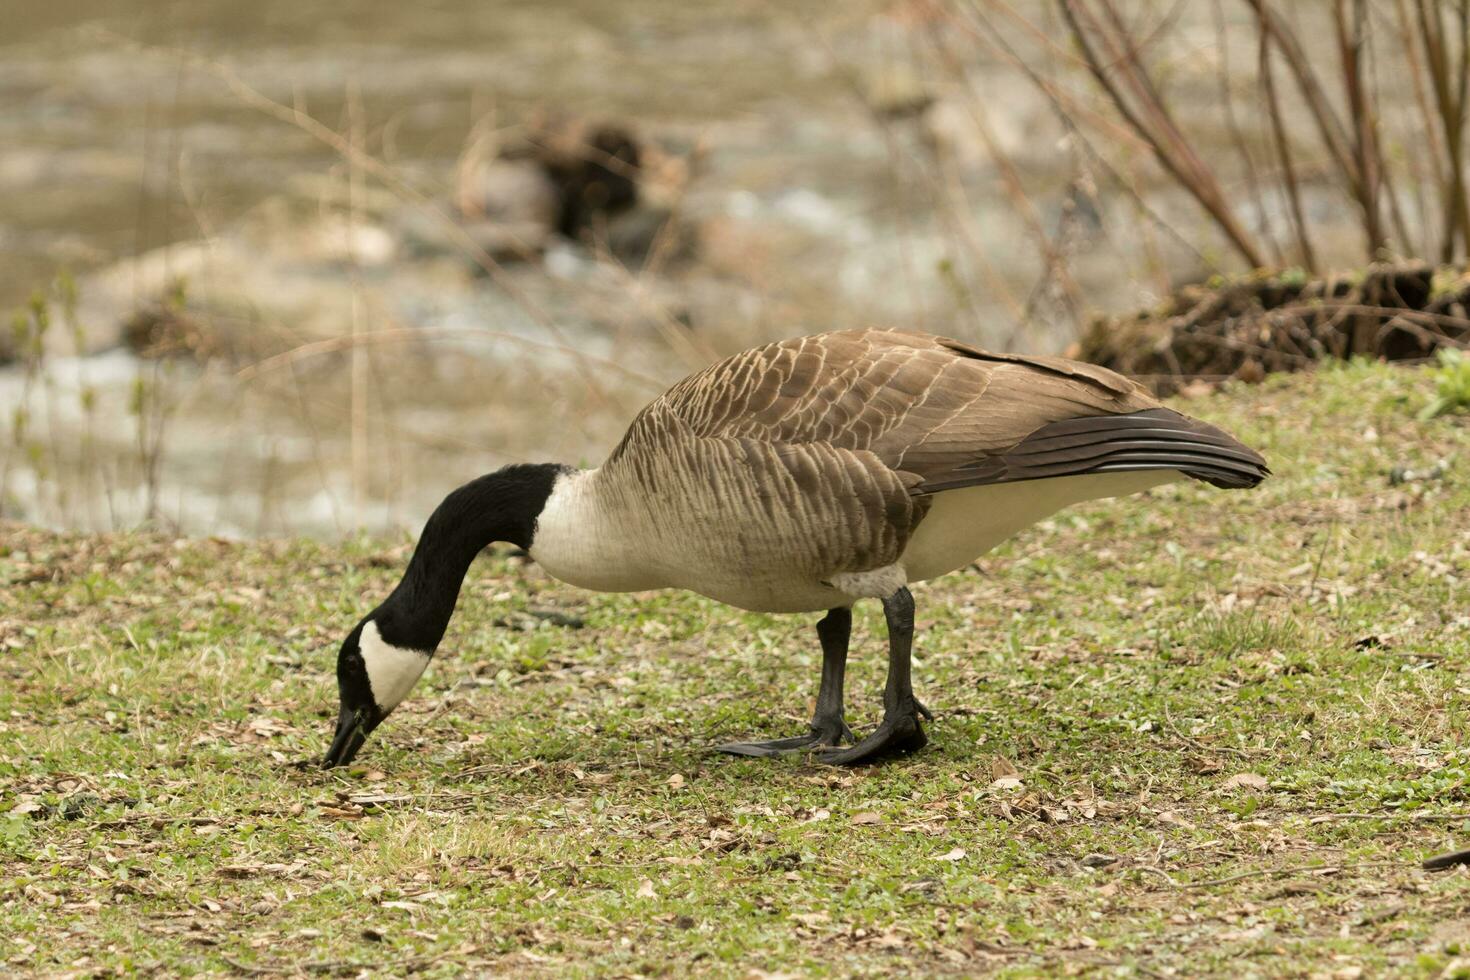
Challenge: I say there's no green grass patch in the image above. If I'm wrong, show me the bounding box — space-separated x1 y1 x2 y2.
1 360 1468 976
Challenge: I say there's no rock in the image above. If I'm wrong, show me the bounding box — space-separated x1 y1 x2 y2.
64 203 450 362
922 97 988 168
295 217 398 267
921 88 1044 170
865 64 934 118
121 302 214 359
120 294 279 363
1233 358 1266 384
397 205 549 264
604 206 689 267
455 159 559 231
508 113 643 239
404 115 696 266
58 240 227 357
445 157 561 263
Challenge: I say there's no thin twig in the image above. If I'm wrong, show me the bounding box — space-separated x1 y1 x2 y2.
1305 811 1470 822
1415 0 1470 260
235 327 669 389
1142 860 1408 890
1241 0 1360 193
1060 0 1266 267
961 4 1216 271
923 26 1086 327
1392 0 1443 257
1333 0 1387 256
1257 26 1318 272
1212 0 1278 264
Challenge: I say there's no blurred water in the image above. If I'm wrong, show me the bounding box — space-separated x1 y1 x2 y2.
0 0 892 310
0 1 1395 536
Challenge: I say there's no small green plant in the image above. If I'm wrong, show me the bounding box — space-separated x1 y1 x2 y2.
1275 266 1308 288
1419 348 1470 420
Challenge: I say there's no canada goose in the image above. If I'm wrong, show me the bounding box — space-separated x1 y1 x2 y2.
322 329 1268 768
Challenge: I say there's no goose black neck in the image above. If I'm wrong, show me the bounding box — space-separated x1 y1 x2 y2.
372 463 565 653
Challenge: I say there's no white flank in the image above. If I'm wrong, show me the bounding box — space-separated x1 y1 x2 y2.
359 620 430 713
901 471 1181 582
530 468 1187 614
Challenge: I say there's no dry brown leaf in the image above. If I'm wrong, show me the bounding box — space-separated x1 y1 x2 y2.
348 793 409 808
635 879 657 899
666 773 685 789
218 865 260 879
319 804 364 820
991 755 1019 780
851 811 882 826
936 847 967 862
1222 772 1269 791
872 929 907 949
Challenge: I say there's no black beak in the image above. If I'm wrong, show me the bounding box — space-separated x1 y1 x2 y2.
322 704 372 769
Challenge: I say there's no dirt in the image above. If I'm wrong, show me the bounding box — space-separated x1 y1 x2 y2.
1074 263 1470 394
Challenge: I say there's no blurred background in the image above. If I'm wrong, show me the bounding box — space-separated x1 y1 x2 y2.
2 0 1467 537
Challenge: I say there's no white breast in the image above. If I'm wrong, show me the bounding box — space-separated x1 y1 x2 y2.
529 470 667 593
529 468 849 612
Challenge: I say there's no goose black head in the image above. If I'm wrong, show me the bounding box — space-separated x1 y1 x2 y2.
324 621 374 768
323 616 431 768
321 462 566 769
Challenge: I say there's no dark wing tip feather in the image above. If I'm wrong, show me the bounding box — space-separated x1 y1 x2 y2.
916 407 1269 494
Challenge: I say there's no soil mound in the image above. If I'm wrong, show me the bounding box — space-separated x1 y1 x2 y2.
1072 264 1470 393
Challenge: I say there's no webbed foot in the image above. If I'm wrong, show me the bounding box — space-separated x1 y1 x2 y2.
717 717 855 758
815 705 927 766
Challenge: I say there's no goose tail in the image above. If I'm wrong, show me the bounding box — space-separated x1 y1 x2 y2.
921 408 1270 492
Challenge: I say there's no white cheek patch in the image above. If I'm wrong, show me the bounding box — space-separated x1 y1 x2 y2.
359 620 430 713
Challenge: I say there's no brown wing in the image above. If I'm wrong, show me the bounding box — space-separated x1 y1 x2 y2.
610 329 1215 491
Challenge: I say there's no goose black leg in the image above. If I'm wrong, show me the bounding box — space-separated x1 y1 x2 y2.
818 587 928 765
717 607 856 757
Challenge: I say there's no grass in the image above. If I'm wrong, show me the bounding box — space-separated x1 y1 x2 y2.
1421 348 1470 421
2 360 1469 977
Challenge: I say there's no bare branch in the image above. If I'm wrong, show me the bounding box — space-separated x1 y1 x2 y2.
1059 0 1267 267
